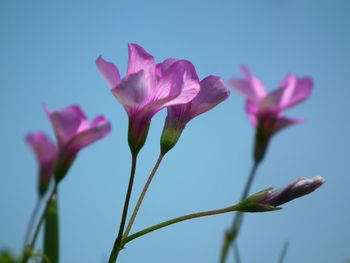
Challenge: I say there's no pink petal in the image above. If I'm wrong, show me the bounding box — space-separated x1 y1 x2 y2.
127 43 156 87
260 87 285 110
230 65 266 103
258 75 313 112
156 58 177 79
138 60 200 119
111 71 150 116
96 56 121 88
46 105 88 148
65 115 111 155
278 75 313 109
245 100 259 127
166 103 192 127
272 116 301 134
187 76 230 120
26 133 58 167
160 60 201 107
26 132 58 192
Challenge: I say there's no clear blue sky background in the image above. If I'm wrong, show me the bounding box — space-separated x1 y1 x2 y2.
1 0 349 262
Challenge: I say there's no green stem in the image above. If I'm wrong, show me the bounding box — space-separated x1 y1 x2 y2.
123 205 237 245
21 183 58 263
220 162 260 263
233 243 241 263
108 153 138 263
123 153 164 239
23 198 41 248
43 196 59 263
277 241 289 263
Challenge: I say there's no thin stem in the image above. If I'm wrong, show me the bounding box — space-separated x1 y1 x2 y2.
277 241 289 263
233 243 241 263
21 183 58 263
123 153 164 239
23 198 42 248
231 162 259 230
108 153 138 263
240 162 259 201
123 205 237 245
220 162 259 263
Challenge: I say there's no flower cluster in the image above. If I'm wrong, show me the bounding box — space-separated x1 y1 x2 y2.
19 43 324 263
96 43 230 155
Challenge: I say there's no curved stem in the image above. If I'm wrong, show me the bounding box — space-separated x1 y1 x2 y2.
123 205 237 245
123 153 164 239
23 198 41 248
220 162 259 263
21 183 58 263
108 153 138 263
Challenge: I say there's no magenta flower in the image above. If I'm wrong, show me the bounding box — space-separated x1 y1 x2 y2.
160 73 230 154
45 105 111 181
96 43 200 154
230 66 313 162
230 66 313 133
236 176 325 212
26 133 58 196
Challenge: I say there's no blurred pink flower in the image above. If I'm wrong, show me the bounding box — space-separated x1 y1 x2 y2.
45 105 111 180
96 43 200 154
230 66 313 135
26 133 58 196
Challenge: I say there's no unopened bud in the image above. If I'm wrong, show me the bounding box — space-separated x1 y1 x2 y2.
236 176 325 212
160 117 185 155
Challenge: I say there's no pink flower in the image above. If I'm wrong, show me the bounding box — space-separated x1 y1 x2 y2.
160 73 230 154
45 105 111 181
26 133 58 196
230 66 313 162
96 43 200 154
230 65 313 135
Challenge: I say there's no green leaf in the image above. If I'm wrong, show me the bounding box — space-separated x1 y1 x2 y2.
43 195 59 263
0 249 16 263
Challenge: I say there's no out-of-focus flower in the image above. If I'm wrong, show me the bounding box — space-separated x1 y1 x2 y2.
26 133 58 196
45 105 111 181
96 43 200 154
230 66 313 162
236 176 325 212
161 73 230 154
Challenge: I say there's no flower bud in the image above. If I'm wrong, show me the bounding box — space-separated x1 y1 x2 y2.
236 176 325 212
160 117 185 155
128 118 150 156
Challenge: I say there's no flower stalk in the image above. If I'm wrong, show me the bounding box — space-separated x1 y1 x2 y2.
220 161 260 263
123 153 165 239
23 199 41 249
123 205 238 245
20 182 58 263
108 153 138 263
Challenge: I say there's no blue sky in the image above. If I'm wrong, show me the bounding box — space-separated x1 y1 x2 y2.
1 0 349 262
